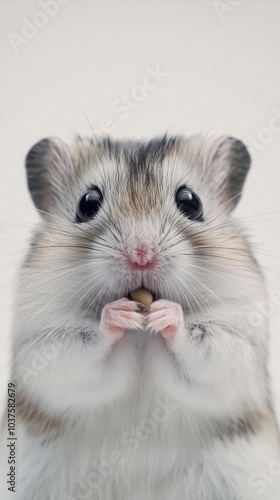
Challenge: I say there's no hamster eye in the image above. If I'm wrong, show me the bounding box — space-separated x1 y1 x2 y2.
76 187 103 222
175 186 203 221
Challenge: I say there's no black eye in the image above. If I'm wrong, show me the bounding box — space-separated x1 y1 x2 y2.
76 187 103 222
175 186 203 221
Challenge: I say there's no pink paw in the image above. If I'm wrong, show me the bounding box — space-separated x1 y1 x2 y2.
147 300 184 340
101 298 144 340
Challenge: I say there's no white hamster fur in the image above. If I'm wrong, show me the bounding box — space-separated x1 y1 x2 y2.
9 134 280 499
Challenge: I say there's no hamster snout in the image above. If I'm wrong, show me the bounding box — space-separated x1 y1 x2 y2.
125 243 157 269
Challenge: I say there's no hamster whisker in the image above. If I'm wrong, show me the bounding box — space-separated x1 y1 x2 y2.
201 190 247 224
189 245 280 263
187 264 259 302
178 252 280 277
68 276 107 325
176 271 216 318
91 280 116 322
100 208 123 240
0 195 69 226
0 219 102 246
20 261 105 291
176 212 280 243
192 212 280 238
19 266 105 330
74 97 97 141
22 272 104 345
180 269 234 313
193 253 259 265
0 211 123 247
170 271 202 316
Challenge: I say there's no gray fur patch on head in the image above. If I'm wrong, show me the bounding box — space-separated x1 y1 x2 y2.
25 133 251 222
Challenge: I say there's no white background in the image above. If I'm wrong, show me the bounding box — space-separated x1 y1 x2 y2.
0 0 280 429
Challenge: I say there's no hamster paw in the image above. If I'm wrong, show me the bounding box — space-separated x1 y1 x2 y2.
147 300 184 340
100 298 144 340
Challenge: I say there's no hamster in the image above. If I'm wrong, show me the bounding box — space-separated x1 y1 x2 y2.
10 134 280 500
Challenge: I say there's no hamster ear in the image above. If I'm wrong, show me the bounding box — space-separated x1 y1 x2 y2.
25 137 72 217
199 135 251 211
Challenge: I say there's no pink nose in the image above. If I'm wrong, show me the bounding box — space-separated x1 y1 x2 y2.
127 245 156 269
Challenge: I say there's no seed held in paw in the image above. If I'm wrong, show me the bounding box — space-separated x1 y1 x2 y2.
130 288 153 307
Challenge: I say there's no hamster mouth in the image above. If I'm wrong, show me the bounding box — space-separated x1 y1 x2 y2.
126 289 160 303
151 291 159 301
126 290 159 300
124 279 161 303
